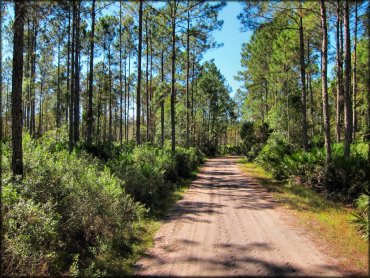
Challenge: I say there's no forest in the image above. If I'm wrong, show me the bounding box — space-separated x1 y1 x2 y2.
0 0 369 276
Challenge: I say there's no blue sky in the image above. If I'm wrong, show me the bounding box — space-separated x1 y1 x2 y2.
203 2 252 96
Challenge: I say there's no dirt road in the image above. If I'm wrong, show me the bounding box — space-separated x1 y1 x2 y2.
135 156 340 276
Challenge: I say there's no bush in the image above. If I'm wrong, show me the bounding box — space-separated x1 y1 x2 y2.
3 185 59 276
174 147 201 179
3 130 205 275
240 122 269 160
109 145 204 210
256 138 369 200
256 134 296 179
350 193 369 240
2 133 146 276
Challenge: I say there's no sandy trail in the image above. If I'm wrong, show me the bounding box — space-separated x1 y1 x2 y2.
135 156 340 277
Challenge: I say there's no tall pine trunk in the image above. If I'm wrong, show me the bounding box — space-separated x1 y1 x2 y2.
160 39 165 148
127 55 131 141
299 2 308 151
352 2 357 140
186 9 190 147
30 19 37 136
11 0 26 176
170 4 177 153
66 6 71 124
119 0 123 146
86 0 95 146
343 0 352 159
136 0 143 145
145 18 149 142
69 2 75 152
335 0 343 143
56 36 61 129
319 0 331 164
73 0 80 143
108 46 112 142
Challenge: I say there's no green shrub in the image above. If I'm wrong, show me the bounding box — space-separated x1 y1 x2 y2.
2 133 146 276
109 145 204 210
256 134 296 179
256 138 369 200
2 130 205 276
3 185 59 276
175 147 198 179
350 193 369 240
240 121 270 160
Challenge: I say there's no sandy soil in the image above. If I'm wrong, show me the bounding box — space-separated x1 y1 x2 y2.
135 156 341 277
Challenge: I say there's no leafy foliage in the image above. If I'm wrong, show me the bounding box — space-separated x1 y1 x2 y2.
2 131 203 275
350 193 369 240
109 144 204 210
240 121 269 160
256 138 369 201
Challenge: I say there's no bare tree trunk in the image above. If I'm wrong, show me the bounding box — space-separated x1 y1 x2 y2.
191 52 196 144
119 0 123 146
136 0 143 145
69 1 75 152
186 9 190 147
335 0 343 143
319 0 331 164
56 35 61 129
86 0 95 146
170 3 177 153
145 17 149 142
124 54 127 142
103 103 107 142
97 83 101 143
25 18 31 131
127 55 131 141
149 30 153 143
38 77 43 135
30 19 37 137
66 6 71 124
352 2 357 140
343 0 352 159
299 2 308 151
73 0 80 143
160 39 165 148
11 0 25 176
307 38 314 138
108 46 112 143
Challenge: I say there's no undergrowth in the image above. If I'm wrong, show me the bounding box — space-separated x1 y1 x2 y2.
1 130 204 276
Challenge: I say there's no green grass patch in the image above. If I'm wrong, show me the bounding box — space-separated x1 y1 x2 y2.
238 160 369 275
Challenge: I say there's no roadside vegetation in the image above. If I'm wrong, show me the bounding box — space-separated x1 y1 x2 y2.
238 161 368 275
236 1 369 270
2 130 204 276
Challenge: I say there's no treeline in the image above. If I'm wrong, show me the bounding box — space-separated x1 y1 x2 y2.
1 0 237 178
237 1 369 236
237 0 369 155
